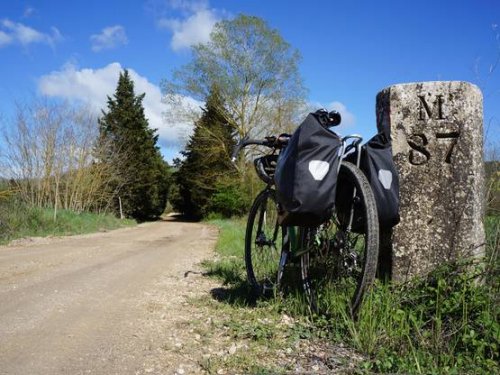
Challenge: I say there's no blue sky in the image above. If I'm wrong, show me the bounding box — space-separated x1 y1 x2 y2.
1 0 499 161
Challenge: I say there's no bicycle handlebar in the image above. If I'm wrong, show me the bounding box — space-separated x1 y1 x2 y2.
231 135 290 163
231 138 264 162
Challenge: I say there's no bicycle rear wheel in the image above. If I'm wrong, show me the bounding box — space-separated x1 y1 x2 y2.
245 189 285 296
300 161 379 316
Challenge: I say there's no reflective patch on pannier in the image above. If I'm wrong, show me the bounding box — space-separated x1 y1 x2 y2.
308 160 330 181
378 169 393 190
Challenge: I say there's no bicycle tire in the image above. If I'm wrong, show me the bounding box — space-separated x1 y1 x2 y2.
245 189 285 296
300 161 379 316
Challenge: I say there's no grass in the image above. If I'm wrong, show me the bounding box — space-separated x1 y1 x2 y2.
202 217 253 305
485 215 500 280
206 217 246 258
194 300 301 375
204 215 500 374
202 217 270 307
0 196 135 245
349 264 499 373
199 217 351 373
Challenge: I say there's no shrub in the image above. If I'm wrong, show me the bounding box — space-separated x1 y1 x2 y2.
207 179 251 218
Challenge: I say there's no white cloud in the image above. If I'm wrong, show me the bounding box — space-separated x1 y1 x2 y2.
0 19 62 48
38 62 202 155
90 25 128 52
157 1 220 51
0 30 12 46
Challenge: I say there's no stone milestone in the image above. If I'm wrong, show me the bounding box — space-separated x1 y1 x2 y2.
376 81 485 282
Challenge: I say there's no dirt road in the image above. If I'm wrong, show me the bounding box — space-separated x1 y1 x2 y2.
0 217 218 375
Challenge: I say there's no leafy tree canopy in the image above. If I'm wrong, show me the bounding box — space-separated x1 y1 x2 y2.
164 14 307 138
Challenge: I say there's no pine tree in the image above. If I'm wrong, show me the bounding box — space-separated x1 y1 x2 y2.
173 87 237 218
99 70 170 220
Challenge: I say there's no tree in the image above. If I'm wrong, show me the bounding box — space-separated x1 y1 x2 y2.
172 87 241 218
99 70 170 220
164 14 307 139
0 99 120 216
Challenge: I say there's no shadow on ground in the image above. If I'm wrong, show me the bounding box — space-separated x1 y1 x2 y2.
205 271 304 308
134 213 202 224
210 284 258 307
162 213 200 223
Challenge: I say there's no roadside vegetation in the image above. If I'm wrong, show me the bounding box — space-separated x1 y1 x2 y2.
0 71 170 244
0 186 134 245
201 215 499 374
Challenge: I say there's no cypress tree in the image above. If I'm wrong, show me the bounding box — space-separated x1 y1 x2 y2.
173 87 236 219
99 70 169 220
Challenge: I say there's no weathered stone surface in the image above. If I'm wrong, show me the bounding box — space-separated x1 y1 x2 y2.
376 81 485 282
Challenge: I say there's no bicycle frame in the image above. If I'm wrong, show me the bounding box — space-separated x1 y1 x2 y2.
236 130 367 292
340 134 363 169
277 134 364 286
339 135 364 233
239 123 378 314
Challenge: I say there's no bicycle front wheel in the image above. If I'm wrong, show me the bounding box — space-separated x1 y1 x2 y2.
245 189 284 296
300 161 379 316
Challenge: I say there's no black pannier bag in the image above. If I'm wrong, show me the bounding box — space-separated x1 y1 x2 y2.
274 113 341 227
347 131 400 228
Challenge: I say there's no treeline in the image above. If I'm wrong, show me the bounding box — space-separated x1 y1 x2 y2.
1 71 170 222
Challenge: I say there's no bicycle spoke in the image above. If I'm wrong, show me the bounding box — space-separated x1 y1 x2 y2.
245 190 285 296
300 162 379 316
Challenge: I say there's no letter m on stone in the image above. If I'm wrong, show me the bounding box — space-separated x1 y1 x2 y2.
418 95 445 120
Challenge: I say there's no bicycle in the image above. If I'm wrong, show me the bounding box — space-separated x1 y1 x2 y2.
232 112 379 315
